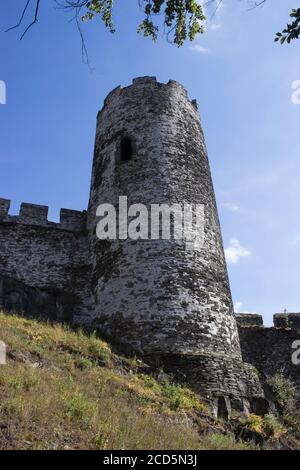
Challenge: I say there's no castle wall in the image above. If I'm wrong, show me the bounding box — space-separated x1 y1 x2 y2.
0 199 90 321
237 313 300 391
87 77 241 357
2 77 288 410
152 352 266 417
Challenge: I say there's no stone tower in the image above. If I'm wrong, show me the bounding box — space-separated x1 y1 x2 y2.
87 76 241 361
0 76 267 411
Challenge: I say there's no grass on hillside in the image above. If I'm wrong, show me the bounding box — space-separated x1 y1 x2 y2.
0 312 260 450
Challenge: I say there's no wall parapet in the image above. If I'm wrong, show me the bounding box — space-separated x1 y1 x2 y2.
0 198 87 232
274 312 300 330
0 198 10 217
99 76 195 117
235 313 263 327
235 312 300 331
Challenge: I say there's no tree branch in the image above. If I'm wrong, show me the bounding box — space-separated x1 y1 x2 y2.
54 0 93 70
76 16 93 71
210 0 223 20
247 0 267 12
5 0 31 33
20 0 41 40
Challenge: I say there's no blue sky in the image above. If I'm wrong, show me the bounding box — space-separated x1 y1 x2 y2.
0 0 299 324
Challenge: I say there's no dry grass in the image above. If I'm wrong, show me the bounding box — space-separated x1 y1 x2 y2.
0 312 255 450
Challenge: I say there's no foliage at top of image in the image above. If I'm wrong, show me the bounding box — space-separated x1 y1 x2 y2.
275 8 300 45
65 0 205 47
4 1 300 56
3 0 205 48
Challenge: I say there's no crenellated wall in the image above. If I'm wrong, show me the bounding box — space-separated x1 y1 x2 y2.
0 198 90 322
236 313 300 392
0 198 87 231
1 77 297 413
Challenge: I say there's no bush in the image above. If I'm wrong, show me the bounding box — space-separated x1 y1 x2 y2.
267 373 297 412
64 390 97 428
199 433 257 450
263 414 284 438
240 413 264 434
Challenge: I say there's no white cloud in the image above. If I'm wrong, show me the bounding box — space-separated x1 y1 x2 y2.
234 301 243 313
191 1 223 54
234 301 256 314
190 44 209 53
221 202 241 213
225 238 251 264
210 23 222 31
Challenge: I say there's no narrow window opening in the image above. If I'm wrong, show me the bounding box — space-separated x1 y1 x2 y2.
217 396 229 421
120 137 132 162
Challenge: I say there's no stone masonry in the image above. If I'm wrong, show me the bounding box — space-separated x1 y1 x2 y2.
87 76 240 357
237 313 300 393
1 77 297 415
0 202 89 321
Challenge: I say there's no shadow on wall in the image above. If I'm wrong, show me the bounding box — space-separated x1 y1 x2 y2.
0 275 75 323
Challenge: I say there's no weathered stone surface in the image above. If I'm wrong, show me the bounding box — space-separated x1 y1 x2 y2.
0 275 75 322
87 77 241 358
274 312 300 330
0 205 90 319
19 203 48 226
0 198 10 218
238 314 300 393
145 352 266 417
1 77 290 406
235 313 263 327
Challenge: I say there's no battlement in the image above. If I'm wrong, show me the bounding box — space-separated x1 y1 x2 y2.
0 198 87 232
19 203 48 225
101 76 194 113
274 312 300 330
2 76 299 407
132 76 157 86
235 313 264 327
0 198 10 217
60 208 87 231
236 312 300 330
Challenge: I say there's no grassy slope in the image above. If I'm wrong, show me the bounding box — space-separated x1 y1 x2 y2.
0 312 277 450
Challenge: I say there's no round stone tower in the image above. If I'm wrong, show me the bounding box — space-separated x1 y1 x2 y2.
87 76 241 362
